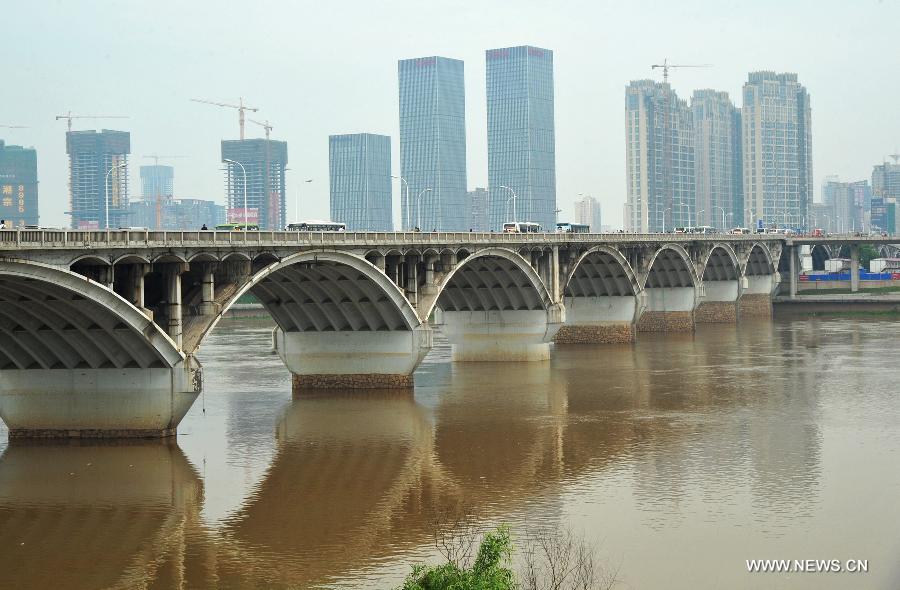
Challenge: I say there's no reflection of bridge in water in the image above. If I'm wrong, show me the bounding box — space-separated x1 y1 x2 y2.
0 320 830 588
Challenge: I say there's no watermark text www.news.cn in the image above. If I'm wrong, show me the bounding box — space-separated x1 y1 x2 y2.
746 559 868 574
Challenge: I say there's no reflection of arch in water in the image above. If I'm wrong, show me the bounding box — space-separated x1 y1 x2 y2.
0 442 203 589
220 391 450 587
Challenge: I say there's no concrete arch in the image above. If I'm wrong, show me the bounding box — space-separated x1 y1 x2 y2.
70 254 111 267
113 253 152 265
425 247 553 319
811 245 831 271
644 244 698 289
186 252 220 263
744 243 775 276
564 245 640 297
0 260 183 371
701 244 740 281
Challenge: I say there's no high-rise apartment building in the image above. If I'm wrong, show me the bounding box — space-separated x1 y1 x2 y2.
692 90 742 229
66 130 130 229
742 72 812 229
221 138 287 230
625 80 695 232
822 179 871 233
0 140 38 227
872 159 900 198
398 56 467 230
486 45 556 230
140 165 174 200
329 133 392 231
573 194 602 231
465 187 490 231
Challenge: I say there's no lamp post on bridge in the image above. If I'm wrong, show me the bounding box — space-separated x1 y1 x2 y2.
104 162 127 230
416 187 431 230
392 175 410 230
715 206 726 230
498 185 518 223
696 209 705 227
223 158 248 230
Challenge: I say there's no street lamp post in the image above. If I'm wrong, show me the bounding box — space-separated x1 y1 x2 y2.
223 158 248 230
696 209 705 227
714 206 726 230
416 187 431 230
105 162 127 229
392 175 410 230
295 178 312 224
498 185 517 222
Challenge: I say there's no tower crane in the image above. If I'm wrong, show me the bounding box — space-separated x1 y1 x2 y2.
142 154 187 229
54 112 129 132
248 118 273 140
651 58 711 84
190 97 258 139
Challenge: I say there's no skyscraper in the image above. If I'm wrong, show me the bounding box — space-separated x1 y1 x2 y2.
742 72 812 229
140 165 174 200
486 45 556 230
398 56 467 230
625 80 694 232
465 187 489 231
692 90 742 229
329 133 392 231
66 130 130 229
0 139 38 227
574 194 602 231
221 138 287 230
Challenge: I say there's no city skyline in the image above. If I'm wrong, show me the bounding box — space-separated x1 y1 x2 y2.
3 1 899 229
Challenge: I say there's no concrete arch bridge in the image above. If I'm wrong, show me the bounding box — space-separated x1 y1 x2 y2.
0 229 884 438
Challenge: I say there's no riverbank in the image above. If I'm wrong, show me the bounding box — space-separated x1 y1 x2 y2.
774 293 900 316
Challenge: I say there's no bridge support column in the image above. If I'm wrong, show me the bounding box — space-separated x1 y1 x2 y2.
850 244 860 293
163 263 188 349
129 263 153 319
637 287 696 332
555 296 637 344
695 281 739 323
274 327 432 390
739 275 774 318
788 245 800 299
0 360 202 439
441 305 564 361
405 257 419 306
198 263 220 316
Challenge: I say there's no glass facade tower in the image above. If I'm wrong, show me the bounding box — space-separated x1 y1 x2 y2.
221 139 288 230
66 130 130 229
692 90 742 229
486 45 556 230
0 139 39 227
398 56 467 231
329 133 392 231
742 72 812 229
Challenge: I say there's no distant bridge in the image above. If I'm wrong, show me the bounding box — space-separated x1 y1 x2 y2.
0 229 894 438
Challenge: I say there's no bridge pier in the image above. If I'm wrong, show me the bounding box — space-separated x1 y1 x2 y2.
739 275 775 318
274 327 432 390
555 296 638 343
0 361 201 439
441 305 564 361
695 281 740 323
637 287 696 332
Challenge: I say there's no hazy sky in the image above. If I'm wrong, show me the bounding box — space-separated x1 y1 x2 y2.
4 0 899 228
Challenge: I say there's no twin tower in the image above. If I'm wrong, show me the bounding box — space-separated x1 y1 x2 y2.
329 46 557 232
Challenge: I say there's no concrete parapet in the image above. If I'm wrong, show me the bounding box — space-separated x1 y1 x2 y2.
636 310 694 332
0 363 201 439
554 322 635 344
292 373 414 390
739 293 773 318
694 301 738 323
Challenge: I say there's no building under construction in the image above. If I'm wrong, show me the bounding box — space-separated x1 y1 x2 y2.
221 139 287 230
0 140 39 227
66 130 130 229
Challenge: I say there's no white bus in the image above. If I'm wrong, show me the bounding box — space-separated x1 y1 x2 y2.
556 222 590 233
287 220 346 232
503 222 543 233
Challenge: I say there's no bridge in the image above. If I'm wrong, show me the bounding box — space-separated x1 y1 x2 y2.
0 228 895 438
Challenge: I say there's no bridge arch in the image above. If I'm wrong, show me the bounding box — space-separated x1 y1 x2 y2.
701 244 740 281
0 260 183 371
695 245 741 324
644 244 698 289
744 243 775 276
811 245 831 271
425 247 553 319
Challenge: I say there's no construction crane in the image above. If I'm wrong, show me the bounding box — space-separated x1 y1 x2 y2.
142 154 187 230
248 118 273 140
190 97 258 140
651 58 711 84
55 111 129 132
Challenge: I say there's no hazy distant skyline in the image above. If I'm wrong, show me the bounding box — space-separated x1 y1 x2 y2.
4 0 899 229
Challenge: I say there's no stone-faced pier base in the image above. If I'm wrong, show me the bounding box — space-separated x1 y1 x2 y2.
554 322 635 344
292 373 413 391
739 293 773 318
636 311 694 332
694 301 738 323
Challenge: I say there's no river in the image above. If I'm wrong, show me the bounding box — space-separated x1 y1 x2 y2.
0 317 898 589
